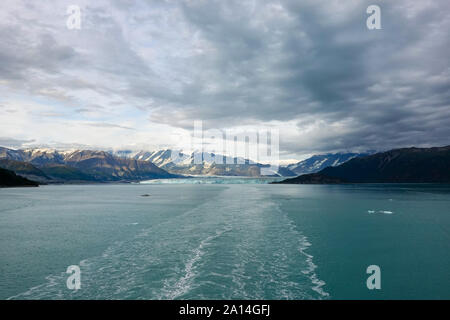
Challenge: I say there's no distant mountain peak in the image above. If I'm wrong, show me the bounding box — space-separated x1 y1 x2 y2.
286 152 372 175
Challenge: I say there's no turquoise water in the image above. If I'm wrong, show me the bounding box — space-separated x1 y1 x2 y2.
0 183 449 299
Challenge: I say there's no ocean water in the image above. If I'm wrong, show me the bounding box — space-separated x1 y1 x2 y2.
140 176 283 184
0 182 449 299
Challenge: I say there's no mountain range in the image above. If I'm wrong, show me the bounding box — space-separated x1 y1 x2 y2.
276 146 450 184
138 150 371 177
0 147 175 183
0 147 389 185
286 152 372 175
4 145 447 185
117 149 297 177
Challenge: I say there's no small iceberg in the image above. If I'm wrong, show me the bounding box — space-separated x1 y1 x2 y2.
368 210 394 215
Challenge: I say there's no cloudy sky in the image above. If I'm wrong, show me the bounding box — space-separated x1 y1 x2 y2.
0 0 449 162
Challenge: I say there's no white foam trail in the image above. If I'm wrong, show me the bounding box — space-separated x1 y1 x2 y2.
161 226 232 299
297 238 329 297
7 274 65 300
285 218 330 298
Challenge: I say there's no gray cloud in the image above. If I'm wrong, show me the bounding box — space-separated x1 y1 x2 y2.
0 0 449 158
0 137 35 149
84 122 135 130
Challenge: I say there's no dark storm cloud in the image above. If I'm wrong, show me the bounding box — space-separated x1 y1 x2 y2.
156 0 450 153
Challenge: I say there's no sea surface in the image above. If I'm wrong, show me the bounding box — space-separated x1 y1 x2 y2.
0 180 449 299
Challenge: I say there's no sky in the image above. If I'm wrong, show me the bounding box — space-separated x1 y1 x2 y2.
0 0 449 162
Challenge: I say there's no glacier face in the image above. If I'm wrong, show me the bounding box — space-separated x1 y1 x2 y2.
140 176 284 184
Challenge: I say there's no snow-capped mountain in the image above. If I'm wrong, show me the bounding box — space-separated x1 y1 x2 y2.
0 147 174 182
133 150 187 168
133 150 254 166
0 147 65 165
286 152 372 175
117 149 294 177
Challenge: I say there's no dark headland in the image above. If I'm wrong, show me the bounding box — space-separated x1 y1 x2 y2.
0 167 39 187
274 145 450 184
